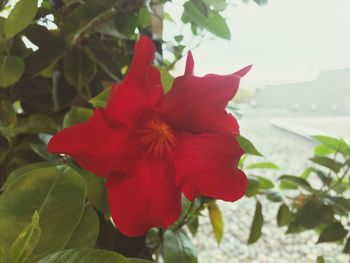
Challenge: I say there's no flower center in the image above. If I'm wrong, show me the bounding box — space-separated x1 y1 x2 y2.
138 119 175 157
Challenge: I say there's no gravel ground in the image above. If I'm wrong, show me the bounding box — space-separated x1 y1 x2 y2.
194 107 348 263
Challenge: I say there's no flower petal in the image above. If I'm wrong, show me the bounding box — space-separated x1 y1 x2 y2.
48 109 136 177
158 53 251 135
106 158 182 237
105 36 163 127
174 132 247 202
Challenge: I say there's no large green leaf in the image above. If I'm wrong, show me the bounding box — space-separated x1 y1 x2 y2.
248 201 263 244
208 201 224 244
0 165 86 260
9 211 41 263
183 0 230 40
163 230 198 263
0 100 17 127
13 115 57 135
0 55 25 87
317 222 348 243
63 47 97 90
3 0 38 39
279 175 312 190
64 205 99 249
295 201 333 229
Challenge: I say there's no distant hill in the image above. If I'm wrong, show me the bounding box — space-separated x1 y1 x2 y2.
255 68 350 115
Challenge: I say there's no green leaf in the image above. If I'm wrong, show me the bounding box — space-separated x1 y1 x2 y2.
312 135 350 156
63 107 93 128
183 0 230 40
277 204 291 227
163 230 198 263
89 87 111 108
64 205 99 249
158 67 174 93
0 165 86 260
76 169 109 219
309 156 343 173
3 0 38 39
37 249 128 263
246 162 279 170
203 0 227 11
317 222 348 243
0 246 6 263
236 136 263 156
0 100 17 127
63 47 97 91
253 176 274 189
208 201 224 244
279 175 311 190
265 190 283 202
248 201 263 244
10 211 41 263
245 177 259 197
187 217 199 236
0 55 25 87
114 11 138 37
137 7 151 28
316 256 325 263
343 236 350 253
14 115 56 135
314 144 336 157
296 201 333 229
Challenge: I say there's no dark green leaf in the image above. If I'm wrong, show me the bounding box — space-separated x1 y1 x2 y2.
343 236 350 253
64 205 99 249
163 230 198 263
265 190 283 202
3 0 38 39
236 136 263 156
245 177 259 197
248 201 263 244
114 11 138 37
14 115 56 135
37 249 128 263
277 204 291 227
9 211 41 263
63 47 97 91
0 100 17 127
317 222 348 243
208 201 224 244
0 55 25 87
279 175 311 190
296 201 333 229
309 156 343 173
187 217 199 236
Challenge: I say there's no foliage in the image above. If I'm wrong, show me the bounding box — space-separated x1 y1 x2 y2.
242 135 350 261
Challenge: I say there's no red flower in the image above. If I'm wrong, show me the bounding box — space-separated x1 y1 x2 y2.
48 36 251 237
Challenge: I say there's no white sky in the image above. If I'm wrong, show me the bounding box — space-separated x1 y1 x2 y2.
164 0 350 87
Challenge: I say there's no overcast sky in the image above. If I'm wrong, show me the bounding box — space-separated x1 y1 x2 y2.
165 0 350 87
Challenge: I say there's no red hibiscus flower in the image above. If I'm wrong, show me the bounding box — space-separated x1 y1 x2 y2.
48 36 251 237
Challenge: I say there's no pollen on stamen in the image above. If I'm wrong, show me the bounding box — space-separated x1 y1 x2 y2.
138 119 176 157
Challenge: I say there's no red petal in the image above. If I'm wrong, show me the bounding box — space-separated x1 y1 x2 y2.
48 110 135 177
174 133 247 202
105 36 163 127
106 159 182 237
158 63 252 135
